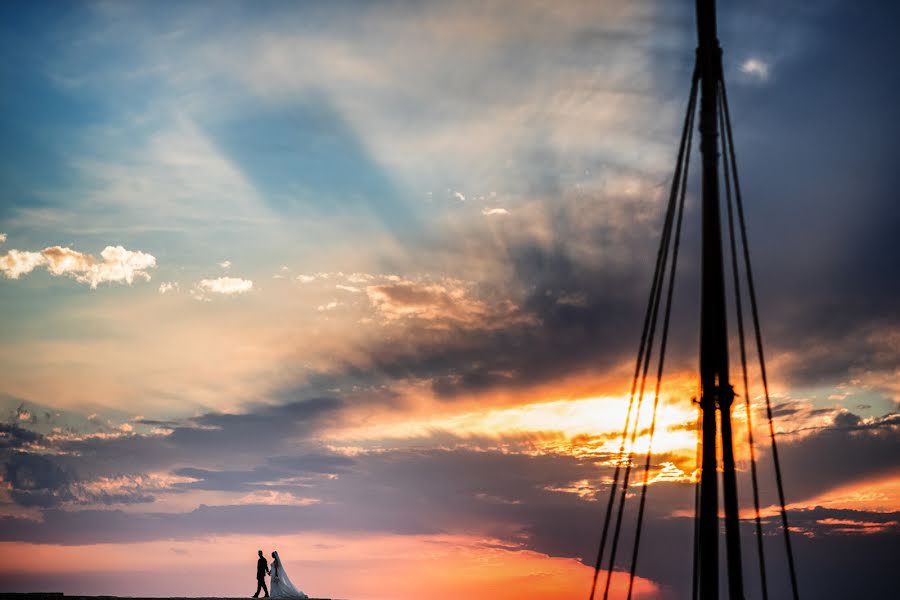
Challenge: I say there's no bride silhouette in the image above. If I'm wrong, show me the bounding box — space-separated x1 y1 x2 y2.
270 550 309 599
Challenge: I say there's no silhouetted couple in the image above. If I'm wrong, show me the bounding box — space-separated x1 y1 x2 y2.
254 549 308 599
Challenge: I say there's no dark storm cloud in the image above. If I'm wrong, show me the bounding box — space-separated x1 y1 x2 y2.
0 397 347 507
172 467 280 492
267 453 356 474
0 428 155 507
52 396 344 481
0 423 41 449
713 1 900 389
171 454 354 493
3 451 74 507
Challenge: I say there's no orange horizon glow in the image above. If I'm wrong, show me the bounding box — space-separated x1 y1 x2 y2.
0 533 661 600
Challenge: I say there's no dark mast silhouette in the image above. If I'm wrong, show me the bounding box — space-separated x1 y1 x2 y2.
588 1 801 599
694 0 742 598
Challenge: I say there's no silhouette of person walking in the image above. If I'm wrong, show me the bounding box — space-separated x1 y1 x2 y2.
253 549 270 598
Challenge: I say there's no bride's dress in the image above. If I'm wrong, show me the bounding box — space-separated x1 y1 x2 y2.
270 553 309 599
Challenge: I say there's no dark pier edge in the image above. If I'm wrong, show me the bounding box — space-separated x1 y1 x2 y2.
0 594 339 600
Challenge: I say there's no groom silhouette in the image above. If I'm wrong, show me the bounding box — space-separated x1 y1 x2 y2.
253 549 270 598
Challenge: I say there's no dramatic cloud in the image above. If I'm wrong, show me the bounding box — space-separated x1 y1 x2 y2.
0 1 898 598
0 245 156 287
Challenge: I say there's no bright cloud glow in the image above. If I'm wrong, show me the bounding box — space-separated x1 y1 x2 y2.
329 394 698 459
740 57 771 81
0 233 7 244
158 282 179 294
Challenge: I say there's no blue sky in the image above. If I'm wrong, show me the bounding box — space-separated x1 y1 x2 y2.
1 1 898 599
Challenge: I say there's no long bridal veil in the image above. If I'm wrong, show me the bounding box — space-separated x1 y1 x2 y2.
270 551 309 599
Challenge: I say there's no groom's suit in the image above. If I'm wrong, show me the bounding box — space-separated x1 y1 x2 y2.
254 556 269 598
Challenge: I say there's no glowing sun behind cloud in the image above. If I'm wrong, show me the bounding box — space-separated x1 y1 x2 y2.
328 392 700 462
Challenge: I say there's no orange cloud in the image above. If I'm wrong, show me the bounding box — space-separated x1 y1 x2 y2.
365 278 533 330
793 473 900 514
815 517 898 534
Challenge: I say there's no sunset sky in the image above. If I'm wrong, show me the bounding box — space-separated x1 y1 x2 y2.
1 1 898 599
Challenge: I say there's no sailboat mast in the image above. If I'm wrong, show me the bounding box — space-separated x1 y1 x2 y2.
695 0 745 597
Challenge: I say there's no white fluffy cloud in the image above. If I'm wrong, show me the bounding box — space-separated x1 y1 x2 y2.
158 282 179 294
0 245 156 288
0 233 7 244
0 250 46 279
192 277 254 300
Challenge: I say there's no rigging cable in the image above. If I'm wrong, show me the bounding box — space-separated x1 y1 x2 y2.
600 66 700 600
587 60 698 600
600 141 672 599
690 399 702 600
720 76 801 600
718 82 769 600
587 116 676 600
625 65 696 599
